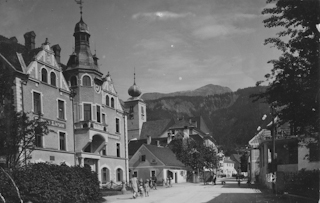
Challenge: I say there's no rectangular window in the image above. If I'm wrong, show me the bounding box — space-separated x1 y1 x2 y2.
151 170 155 177
102 113 106 124
59 132 66 151
33 92 41 114
309 143 319 162
96 105 101 123
58 100 65 120
116 143 120 157
141 155 146 162
84 104 91 121
116 118 120 133
35 134 42 148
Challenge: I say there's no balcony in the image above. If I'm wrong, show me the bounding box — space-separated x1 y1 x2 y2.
75 120 108 132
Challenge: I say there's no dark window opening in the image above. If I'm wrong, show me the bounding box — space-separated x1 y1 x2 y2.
111 97 114 108
116 143 120 157
59 132 66 151
50 72 56 86
33 92 41 114
58 100 65 120
84 104 91 121
97 105 101 123
41 68 47 83
82 75 91 86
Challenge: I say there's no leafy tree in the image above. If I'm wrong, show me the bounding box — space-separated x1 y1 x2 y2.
0 62 49 168
255 0 320 134
169 138 218 173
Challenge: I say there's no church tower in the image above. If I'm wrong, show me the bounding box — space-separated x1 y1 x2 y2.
124 71 146 140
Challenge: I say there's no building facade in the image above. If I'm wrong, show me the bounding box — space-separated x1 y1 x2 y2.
0 15 129 184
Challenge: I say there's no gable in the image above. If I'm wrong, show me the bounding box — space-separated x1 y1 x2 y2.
129 145 165 168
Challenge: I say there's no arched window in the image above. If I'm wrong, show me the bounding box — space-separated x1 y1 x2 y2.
70 76 77 86
50 72 56 86
105 95 109 106
82 75 91 86
41 68 48 83
101 167 110 184
111 97 114 108
116 168 123 182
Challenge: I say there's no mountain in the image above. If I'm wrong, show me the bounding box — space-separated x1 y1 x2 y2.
143 85 269 154
141 84 232 100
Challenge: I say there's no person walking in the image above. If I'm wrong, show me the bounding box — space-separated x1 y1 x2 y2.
130 175 138 199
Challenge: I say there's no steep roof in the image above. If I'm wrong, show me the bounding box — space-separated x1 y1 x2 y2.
143 144 185 168
128 138 168 156
0 35 35 72
140 119 174 139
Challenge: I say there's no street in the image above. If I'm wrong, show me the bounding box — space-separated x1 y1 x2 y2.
102 177 312 203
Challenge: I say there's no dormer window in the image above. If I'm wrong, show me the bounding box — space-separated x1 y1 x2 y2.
82 75 91 86
111 97 114 108
105 95 109 106
41 68 48 83
50 72 56 86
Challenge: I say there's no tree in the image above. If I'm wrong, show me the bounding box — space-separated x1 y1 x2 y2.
0 62 49 168
169 138 218 173
255 0 320 135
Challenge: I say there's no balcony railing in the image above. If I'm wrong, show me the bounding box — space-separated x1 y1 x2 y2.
75 120 108 132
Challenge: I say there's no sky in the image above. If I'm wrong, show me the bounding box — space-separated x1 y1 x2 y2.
0 0 281 100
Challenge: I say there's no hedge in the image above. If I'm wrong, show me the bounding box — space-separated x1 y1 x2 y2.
0 162 101 203
283 169 319 200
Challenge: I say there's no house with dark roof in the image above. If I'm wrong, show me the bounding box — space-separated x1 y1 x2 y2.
129 144 187 184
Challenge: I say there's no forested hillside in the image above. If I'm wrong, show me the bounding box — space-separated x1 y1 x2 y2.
144 86 269 152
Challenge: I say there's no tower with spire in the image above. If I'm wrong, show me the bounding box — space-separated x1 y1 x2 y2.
62 0 129 185
124 69 147 140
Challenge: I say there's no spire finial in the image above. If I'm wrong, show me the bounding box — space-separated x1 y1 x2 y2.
75 0 83 18
134 67 136 85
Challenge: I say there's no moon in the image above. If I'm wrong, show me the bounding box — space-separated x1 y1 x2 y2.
179 77 182 80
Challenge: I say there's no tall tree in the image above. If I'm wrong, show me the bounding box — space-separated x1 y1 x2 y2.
0 62 48 168
256 0 320 134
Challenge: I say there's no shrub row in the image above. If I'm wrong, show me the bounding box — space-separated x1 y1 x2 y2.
283 169 319 199
0 163 101 203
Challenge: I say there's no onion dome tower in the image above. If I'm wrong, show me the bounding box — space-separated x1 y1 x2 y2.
128 71 142 99
124 69 146 140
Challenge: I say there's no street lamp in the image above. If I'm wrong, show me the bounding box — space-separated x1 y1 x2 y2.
315 23 320 203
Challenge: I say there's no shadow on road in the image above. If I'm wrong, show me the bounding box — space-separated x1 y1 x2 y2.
203 192 316 203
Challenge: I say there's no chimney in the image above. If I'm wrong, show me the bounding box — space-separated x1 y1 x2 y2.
167 133 172 144
147 135 151 145
52 44 61 64
24 31 36 50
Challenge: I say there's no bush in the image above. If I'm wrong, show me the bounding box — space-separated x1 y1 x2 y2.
284 169 319 200
0 162 101 203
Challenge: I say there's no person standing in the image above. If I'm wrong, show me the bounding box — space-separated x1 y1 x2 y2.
152 175 157 190
144 179 150 197
130 174 138 199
